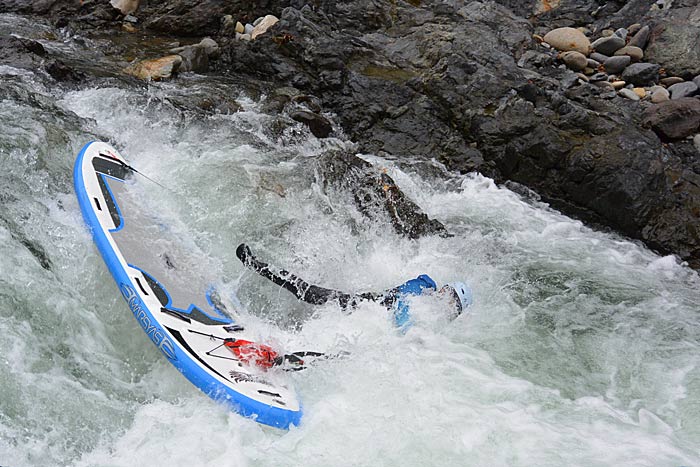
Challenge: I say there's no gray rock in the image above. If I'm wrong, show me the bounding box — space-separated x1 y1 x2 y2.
694 134 700 154
590 52 610 63
661 77 685 87
177 45 209 73
628 24 642 36
198 37 219 58
622 62 661 86
614 28 628 40
589 72 608 82
604 55 631 74
651 87 670 103
244 23 254 35
628 25 650 49
517 50 554 68
587 58 600 69
614 46 643 62
591 35 625 55
253 16 264 26
694 75 700 89
642 98 700 140
619 88 640 101
645 8 700 77
560 51 588 71
668 81 699 99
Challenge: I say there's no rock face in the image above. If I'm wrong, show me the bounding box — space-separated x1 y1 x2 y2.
645 6 700 78
316 150 450 239
642 98 700 141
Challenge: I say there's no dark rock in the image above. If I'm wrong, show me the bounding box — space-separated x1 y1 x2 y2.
603 55 630 74
290 110 332 138
622 62 661 86
627 25 650 49
668 81 699 99
45 59 84 81
591 35 625 55
590 52 609 63
645 6 700 78
177 45 209 73
641 98 700 140
316 150 450 239
589 72 608 82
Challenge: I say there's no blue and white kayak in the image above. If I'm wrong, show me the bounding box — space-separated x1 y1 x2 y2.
73 141 301 429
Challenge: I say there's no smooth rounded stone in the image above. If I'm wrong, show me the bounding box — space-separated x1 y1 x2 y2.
543 27 591 55
198 37 219 57
628 23 642 35
633 87 646 99
614 46 643 62
611 80 626 90
622 62 661 86
591 35 625 55
577 73 589 82
619 88 640 100
235 21 244 34
660 77 684 87
641 98 700 140
601 29 614 37
110 0 139 15
251 15 279 40
253 16 264 26
651 87 670 103
244 23 254 35
583 67 595 75
604 55 631 74
589 72 608 82
628 25 650 49
236 32 252 41
532 34 544 42
614 28 628 40
587 58 600 68
124 55 181 81
694 134 700 154
590 52 610 63
668 81 699 99
560 50 588 71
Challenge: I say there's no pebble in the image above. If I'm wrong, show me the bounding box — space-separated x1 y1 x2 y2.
694 134 700 154
594 81 615 91
583 67 595 75
622 62 661 86
633 87 646 99
619 88 640 100
235 21 245 34
611 80 626 90
604 55 631 74
651 87 670 103
601 29 614 37
668 81 699 99
660 77 684 87
627 23 642 35
614 28 628 40
123 14 138 24
236 32 252 41
560 51 588 71
577 73 590 82
587 59 600 68
614 46 644 62
244 23 254 35
589 72 608 82
628 25 650 49
591 35 625 55
253 16 265 26
590 52 610 63
543 27 591 55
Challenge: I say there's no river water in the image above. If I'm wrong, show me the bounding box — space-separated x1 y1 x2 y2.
1 13 699 467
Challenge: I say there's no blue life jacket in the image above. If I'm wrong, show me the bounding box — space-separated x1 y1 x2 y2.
392 274 437 329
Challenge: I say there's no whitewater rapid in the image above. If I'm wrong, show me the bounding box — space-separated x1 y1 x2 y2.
1 19 699 467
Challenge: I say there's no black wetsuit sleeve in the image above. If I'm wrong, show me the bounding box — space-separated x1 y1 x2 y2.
237 244 383 308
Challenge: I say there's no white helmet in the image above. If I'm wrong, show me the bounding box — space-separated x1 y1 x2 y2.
447 281 472 316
